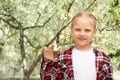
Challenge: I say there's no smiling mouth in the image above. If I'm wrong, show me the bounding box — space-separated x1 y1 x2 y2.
78 38 86 40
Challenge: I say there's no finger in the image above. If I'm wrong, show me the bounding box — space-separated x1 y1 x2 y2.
53 58 58 62
44 46 53 55
44 47 48 54
44 46 47 51
51 43 54 50
48 44 54 50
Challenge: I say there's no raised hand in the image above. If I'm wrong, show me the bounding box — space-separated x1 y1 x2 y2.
44 43 54 60
43 42 59 61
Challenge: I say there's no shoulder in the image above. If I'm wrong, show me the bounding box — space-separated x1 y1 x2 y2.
61 47 73 55
57 47 73 68
58 47 73 60
94 48 111 62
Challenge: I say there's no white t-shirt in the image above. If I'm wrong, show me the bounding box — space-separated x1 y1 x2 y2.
72 47 96 80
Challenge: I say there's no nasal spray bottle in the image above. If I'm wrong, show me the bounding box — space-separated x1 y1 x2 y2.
53 41 59 58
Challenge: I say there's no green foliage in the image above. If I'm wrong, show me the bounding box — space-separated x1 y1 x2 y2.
109 49 120 58
0 0 120 79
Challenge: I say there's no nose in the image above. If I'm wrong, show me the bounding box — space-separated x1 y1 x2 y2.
80 30 85 36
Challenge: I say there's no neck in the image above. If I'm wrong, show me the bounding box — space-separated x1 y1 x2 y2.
74 44 92 51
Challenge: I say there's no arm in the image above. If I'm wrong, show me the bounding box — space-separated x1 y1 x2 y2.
95 50 114 80
103 57 113 80
40 43 64 80
101 52 114 80
40 57 63 80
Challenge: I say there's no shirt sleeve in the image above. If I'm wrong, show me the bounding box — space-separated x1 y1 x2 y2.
40 56 64 80
102 54 114 80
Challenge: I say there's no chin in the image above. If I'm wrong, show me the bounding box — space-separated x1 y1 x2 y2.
77 43 87 47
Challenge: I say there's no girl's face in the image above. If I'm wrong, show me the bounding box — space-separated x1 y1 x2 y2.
71 16 97 50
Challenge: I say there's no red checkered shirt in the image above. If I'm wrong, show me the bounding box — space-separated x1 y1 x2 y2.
40 47 113 80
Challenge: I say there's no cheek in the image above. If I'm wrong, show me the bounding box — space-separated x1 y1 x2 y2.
71 32 78 38
71 33 78 40
88 33 95 39
71 33 75 38
71 30 75 36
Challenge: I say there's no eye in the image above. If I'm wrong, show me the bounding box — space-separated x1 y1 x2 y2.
85 29 91 32
75 28 81 31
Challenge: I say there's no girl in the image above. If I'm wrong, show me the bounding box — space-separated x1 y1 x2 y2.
40 12 113 80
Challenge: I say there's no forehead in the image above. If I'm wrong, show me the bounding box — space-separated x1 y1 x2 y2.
72 16 95 27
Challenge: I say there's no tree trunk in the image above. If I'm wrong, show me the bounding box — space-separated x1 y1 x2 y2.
23 74 30 80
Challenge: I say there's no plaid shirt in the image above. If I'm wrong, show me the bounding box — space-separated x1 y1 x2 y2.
40 47 113 80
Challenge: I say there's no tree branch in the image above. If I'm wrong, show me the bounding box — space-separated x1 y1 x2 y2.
46 21 72 46
56 0 75 43
24 35 35 48
47 0 75 46
23 14 54 30
84 0 96 11
34 13 42 26
98 27 120 32
19 26 26 62
67 0 75 13
27 0 75 77
0 17 19 29
0 13 22 29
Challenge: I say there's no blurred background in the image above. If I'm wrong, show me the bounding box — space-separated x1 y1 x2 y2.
0 0 120 80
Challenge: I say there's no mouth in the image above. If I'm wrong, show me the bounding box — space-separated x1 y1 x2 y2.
78 38 86 40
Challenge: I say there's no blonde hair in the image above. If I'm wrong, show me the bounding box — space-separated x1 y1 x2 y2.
71 11 97 28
